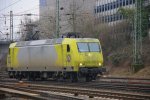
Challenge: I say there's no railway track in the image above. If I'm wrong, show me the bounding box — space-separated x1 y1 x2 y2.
0 72 150 100
25 77 150 94
1 79 150 94
0 82 150 100
28 84 150 100
0 83 85 100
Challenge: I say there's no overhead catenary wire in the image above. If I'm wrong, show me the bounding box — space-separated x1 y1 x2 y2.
0 0 40 40
14 0 50 15
3 13 52 18
14 5 39 15
0 0 40 13
0 0 22 12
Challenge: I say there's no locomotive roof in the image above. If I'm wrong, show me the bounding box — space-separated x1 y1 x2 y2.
9 38 99 47
15 38 64 47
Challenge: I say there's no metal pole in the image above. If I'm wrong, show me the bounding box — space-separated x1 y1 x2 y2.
132 0 143 72
10 11 13 41
10 11 11 41
72 0 76 32
56 0 60 38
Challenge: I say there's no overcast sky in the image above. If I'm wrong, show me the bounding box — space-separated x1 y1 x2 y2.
0 0 39 40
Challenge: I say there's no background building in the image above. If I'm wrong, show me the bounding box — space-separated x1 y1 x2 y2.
94 0 150 24
39 0 150 38
39 0 96 38
94 0 135 24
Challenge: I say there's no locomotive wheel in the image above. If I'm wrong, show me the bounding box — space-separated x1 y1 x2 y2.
41 77 47 81
32 73 36 81
86 76 89 82
18 73 22 81
27 73 32 81
40 72 48 81
70 72 78 82
86 74 92 82
92 74 97 80
18 76 22 81
27 74 30 81
74 73 78 82
8 72 13 78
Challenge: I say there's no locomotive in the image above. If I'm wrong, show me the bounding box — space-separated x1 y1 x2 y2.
7 33 105 82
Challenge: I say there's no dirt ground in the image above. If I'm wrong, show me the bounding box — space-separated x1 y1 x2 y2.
107 65 150 78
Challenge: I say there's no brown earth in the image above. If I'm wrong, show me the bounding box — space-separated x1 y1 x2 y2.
107 65 150 78
106 38 150 79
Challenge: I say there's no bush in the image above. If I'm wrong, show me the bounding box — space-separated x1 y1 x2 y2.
108 53 128 66
131 63 144 73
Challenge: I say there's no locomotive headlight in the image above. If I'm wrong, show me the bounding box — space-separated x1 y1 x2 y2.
88 53 91 56
79 63 83 66
99 62 102 66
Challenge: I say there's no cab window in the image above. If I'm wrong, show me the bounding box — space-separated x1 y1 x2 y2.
89 43 100 52
77 43 89 52
77 42 100 52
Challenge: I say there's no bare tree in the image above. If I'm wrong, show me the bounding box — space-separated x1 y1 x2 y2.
38 16 56 39
20 16 39 41
64 0 96 37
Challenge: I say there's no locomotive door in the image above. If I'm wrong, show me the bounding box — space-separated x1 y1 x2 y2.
7 48 11 67
62 44 71 68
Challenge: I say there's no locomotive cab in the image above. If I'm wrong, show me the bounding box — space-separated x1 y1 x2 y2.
77 42 104 81
61 38 104 81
